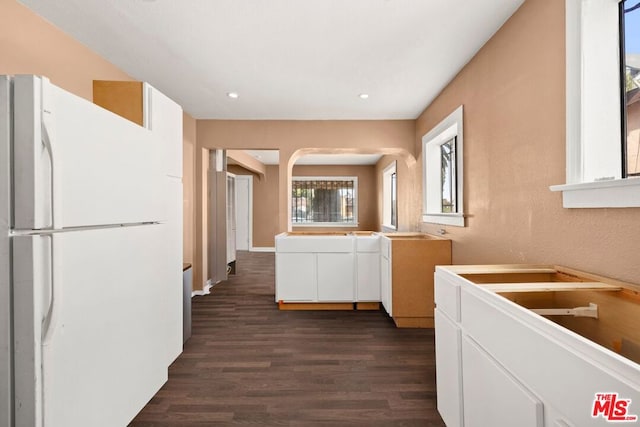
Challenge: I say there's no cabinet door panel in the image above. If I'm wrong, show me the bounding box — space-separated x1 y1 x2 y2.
317 253 354 301
356 252 380 301
380 254 391 315
462 335 543 427
435 309 463 427
275 253 316 301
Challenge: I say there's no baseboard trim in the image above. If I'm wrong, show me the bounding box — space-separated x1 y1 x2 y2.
250 246 275 252
192 279 213 297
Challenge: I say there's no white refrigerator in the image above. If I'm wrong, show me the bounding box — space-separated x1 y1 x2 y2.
0 75 175 426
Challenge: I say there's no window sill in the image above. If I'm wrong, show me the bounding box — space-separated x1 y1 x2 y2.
381 224 397 232
422 213 464 227
292 223 359 228
549 178 640 208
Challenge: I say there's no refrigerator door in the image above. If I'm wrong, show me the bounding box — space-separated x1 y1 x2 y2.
0 76 12 427
12 75 164 230
13 225 167 427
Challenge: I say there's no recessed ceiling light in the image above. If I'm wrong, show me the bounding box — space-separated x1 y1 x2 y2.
359 93 369 100
227 92 239 99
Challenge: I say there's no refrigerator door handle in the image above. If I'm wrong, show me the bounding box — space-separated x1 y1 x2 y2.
40 79 62 230
41 233 61 346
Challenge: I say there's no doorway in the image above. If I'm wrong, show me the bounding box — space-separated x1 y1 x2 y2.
234 175 253 251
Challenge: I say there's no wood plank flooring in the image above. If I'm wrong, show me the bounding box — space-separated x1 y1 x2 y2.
130 251 445 426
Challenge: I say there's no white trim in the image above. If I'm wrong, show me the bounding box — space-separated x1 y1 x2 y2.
250 246 276 252
422 213 465 226
422 105 465 227
550 177 640 208
553 0 637 208
382 161 397 230
191 279 213 297
292 223 359 228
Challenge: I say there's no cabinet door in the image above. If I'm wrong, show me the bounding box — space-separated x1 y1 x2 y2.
275 253 316 301
356 252 380 301
435 309 463 427
380 253 391 315
462 335 543 427
317 253 354 301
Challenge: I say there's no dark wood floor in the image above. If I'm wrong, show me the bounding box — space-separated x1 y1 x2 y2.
130 251 445 427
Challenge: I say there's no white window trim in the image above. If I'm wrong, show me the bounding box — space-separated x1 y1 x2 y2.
382 161 397 230
291 176 359 227
550 0 640 208
422 105 465 227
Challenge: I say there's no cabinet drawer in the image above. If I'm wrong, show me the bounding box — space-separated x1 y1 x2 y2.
276 236 353 253
356 236 380 253
435 270 460 321
380 236 391 259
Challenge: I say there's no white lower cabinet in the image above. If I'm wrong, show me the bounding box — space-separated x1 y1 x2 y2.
275 253 316 301
434 266 640 427
380 252 391 314
434 309 463 427
356 252 380 301
317 253 354 301
461 335 543 427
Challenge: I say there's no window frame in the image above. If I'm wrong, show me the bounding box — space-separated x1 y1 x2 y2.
382 161 398 230
550 0 640 208
422 105 465 227
291 176 359 227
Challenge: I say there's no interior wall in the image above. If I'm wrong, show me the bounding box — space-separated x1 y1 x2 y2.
415 0 640 284
1 0 199 287
196 119 416 232
291 164 378 232
227 164 280 248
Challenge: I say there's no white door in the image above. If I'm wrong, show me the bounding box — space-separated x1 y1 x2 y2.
235 175 252 251
226 173 236 263
13 225 168 427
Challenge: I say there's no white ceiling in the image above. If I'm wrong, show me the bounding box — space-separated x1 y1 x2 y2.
19 0 525 120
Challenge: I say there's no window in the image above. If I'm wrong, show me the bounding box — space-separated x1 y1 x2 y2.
422 105 464 227
621 1 640 177
382 162 397 230
291 177 358 226
550 0 640 208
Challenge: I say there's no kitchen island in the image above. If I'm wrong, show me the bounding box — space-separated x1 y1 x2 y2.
275 231 451 327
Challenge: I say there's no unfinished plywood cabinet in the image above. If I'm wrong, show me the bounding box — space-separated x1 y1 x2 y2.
380 233 452 328
93 80 144 126
435 265 640 427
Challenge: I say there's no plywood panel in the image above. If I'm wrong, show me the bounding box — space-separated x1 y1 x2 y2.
391 237 451 325
93 80 143 126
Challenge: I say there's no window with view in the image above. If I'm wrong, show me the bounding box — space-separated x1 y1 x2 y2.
291 177 357 226
621 1 640 177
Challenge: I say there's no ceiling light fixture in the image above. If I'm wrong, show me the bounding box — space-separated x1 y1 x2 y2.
359 93 369 100
227 92 239 99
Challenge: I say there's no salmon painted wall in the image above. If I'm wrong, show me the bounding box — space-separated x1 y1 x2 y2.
195 119 415 285
1 0 198 286
416 0 640 284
